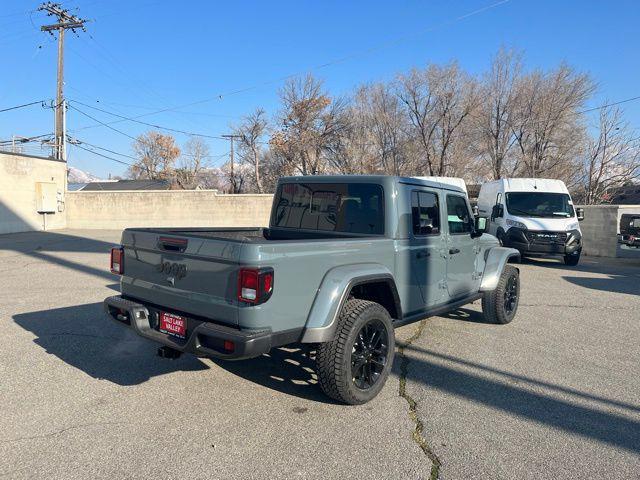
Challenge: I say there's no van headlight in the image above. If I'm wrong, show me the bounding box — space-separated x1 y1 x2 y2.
567 221 579 230
506 219 527 229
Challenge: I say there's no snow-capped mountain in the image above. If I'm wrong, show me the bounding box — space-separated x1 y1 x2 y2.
67 166 103 183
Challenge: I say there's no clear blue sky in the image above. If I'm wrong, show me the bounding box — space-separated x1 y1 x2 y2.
1 0 639 178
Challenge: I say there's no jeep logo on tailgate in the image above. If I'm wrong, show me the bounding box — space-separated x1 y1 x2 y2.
156 261 187 279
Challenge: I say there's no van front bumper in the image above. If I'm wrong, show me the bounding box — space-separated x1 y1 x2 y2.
104 295 275 360
503 228 582 256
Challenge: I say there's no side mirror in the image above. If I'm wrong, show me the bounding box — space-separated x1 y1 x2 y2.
471 217 487 238
472 205 479 217
492 204 504 219
576 207 585 221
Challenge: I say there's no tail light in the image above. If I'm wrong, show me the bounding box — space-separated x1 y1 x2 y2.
238 267 274 304
110 246 124 274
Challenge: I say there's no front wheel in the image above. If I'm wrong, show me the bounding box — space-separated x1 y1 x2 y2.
564 251 581 266
316 299 395 405
482 265 520 324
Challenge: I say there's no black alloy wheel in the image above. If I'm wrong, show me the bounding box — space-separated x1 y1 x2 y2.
503 274 518 316
351 320 389 390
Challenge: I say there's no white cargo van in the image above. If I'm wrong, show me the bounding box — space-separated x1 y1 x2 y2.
477 178 584 265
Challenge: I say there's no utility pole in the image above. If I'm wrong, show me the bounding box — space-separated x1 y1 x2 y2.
222 134 241 193
39 2 86 161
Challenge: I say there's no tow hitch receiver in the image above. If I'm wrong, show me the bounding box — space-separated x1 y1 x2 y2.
157 346 182 359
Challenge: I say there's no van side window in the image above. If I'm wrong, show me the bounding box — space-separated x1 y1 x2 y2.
411 191 440 236
446 195 472 234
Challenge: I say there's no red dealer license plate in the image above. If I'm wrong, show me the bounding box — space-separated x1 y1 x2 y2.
159 312 187 339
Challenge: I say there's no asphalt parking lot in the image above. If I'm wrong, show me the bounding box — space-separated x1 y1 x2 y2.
1 230 639 480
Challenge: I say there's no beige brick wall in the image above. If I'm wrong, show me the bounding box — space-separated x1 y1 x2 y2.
66 190 274 230
0 152 67 234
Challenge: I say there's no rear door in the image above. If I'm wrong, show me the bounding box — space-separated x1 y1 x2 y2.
445 194 481 298
407 189 447 312
120 230 242 325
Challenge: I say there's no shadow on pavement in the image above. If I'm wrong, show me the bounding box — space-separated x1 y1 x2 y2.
561 274 640 296
0 230 117 254
442 307 492 324
0 231 120 282
13 301 337 402
403 346 640 454
13 302 210 386
211 347 340 404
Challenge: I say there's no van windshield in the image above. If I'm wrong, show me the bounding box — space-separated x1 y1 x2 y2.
271 183 384 235
505 192 574 218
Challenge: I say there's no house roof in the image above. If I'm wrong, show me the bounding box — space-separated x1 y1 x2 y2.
80 179 171 191
607 184 640 205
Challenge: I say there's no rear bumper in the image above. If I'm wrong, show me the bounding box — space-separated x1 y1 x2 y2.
503 228 582 256
104 295 275 360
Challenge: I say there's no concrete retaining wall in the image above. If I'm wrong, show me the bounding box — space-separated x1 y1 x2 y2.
577 205 619 257
578 204 640 258
0 152 67 234
66 190 274 230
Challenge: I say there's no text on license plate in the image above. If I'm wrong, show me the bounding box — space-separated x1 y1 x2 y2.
159 312 186 338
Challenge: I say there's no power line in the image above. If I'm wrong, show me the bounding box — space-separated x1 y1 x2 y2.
72 142 135 167
69 100 228 140
579 96 640 114
68 137 138 161
66 0 510 131
68 103 138 140
0 100 48 113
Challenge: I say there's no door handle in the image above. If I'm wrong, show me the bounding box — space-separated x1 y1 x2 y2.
449 248 460 255
417 250 431 259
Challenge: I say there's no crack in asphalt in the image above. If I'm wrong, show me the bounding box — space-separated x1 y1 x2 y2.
398 319 441 480
1 421 124 446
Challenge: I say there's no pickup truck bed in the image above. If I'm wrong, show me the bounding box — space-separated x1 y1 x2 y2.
131 227 376 242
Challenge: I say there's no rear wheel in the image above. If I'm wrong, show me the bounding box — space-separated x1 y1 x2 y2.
316 299 395 405
482 265 519 324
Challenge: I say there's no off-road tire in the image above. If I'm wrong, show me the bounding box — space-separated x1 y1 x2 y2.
564 252 580 266
482 265 519 324
316 299 395 405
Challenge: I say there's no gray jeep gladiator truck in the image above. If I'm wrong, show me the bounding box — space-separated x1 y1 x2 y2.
105 176 520 404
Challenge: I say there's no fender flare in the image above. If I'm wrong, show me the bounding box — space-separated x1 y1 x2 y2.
479 246 520 292
300 263 400 344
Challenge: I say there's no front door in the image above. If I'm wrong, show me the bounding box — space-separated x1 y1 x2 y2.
445 194 481 298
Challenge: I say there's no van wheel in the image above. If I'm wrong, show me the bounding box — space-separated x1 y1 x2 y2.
564 252 580 266
482 265 519 324
316 299 395 405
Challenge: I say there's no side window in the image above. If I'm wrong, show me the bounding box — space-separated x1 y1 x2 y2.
411 191 440 236
446 195 472 234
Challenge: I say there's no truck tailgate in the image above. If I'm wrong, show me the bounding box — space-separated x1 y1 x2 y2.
119 229 241 326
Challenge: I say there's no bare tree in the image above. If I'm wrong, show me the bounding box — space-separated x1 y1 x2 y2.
174 137 210 189
579 106 640 204
397 62 479 176
475 48 523 179
129 131 180 180
355 83 411 175
234 109 268 193
511 64 594 179
270 74 348 175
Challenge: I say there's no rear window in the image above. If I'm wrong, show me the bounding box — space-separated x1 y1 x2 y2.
271 183 384 235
